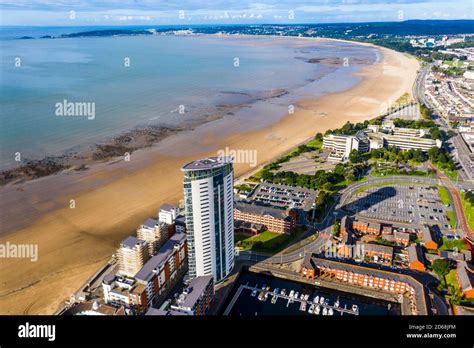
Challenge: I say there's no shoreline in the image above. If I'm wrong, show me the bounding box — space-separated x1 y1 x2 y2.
0 37 420 314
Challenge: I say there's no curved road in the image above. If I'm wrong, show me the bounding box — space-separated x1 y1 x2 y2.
238 174 472 264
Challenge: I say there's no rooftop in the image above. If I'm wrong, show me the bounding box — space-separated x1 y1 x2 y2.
234 201 293 221
302 254 429 315
182 157 232 171
134 231 186 282
174 275 213 309
456 261 474 292
408 244 425 264
120 236 146 249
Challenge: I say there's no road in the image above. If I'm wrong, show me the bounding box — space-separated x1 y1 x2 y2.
415 63 474 183
429 163 474 242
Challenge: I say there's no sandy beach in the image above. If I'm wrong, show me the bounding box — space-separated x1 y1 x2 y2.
0 37 419 314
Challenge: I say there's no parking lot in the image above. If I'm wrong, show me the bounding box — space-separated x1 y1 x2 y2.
346 184 451 229
248 183 318 211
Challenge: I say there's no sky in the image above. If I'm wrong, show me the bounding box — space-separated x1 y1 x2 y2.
0 0 473 26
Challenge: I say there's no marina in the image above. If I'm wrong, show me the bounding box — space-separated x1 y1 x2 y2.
222 269 400 316
224 284 359 316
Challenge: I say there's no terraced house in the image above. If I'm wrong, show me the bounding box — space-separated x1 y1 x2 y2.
300 254 429 315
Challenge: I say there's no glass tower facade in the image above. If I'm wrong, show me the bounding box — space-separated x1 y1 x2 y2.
182 157 234 283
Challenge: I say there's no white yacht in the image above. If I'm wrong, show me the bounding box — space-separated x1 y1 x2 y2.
315 305 321 315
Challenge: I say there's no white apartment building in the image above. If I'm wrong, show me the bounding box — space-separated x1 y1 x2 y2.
182 157 234 283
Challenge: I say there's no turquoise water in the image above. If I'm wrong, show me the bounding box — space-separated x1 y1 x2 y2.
0 28 378 169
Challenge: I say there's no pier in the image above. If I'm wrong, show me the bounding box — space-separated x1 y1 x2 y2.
223 284 359 316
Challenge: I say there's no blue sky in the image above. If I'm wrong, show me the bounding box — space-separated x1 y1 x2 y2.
0 0 473 26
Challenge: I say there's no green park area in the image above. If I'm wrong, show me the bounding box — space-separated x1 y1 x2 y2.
438 186 451 206
461 192 474 231
235 229 303 253
439 237 468 251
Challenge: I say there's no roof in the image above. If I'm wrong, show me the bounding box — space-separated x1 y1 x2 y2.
303 254 428 315
120 236 146 249
141 218 159 229
440 250 467 261
394 231 410 240
359 242 393 256
182 157 231 171
234 201 293 221
61 301 126 316
160 203 175 212
408 244 425 264
176 275 213 309
234 220 264 231
103 273 116 285
456 261 474 292
421 226 434 244
134 231 186 282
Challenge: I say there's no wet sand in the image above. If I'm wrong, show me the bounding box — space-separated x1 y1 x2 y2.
0 37 419 314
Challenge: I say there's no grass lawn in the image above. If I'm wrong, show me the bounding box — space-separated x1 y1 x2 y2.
235 231 290 253
306 138 322 150
446 210 456 230
432 161 458 180
235 229 304 253
445 269 460 293
460 192 474 231
438 186 451 206
440 237 468 251
443 60 464 68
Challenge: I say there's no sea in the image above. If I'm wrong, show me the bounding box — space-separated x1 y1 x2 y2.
0 26 380 170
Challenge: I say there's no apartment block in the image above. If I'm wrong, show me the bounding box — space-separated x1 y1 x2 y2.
234 201 297 234
117 236 149 278
137 218 169 255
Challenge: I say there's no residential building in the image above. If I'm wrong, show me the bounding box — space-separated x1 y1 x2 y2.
352 219 381 235
420 226 438 250
234 201 297 234
137 218 169 255
439 250 472 262
117 236 149 278
182 157 235 283
62 301 126 316
393 231 411 246
146 275 214 316
234 220 265 235
408 244 426 271
358 242 393 264
103 231 188 312
456 261 474 299
300 254 428 315
158 204 180 225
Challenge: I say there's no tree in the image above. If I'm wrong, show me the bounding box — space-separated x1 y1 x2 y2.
431 259 451 280
349 149 363 163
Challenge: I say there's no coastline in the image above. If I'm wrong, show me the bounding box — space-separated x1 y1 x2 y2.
0 37 420 314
